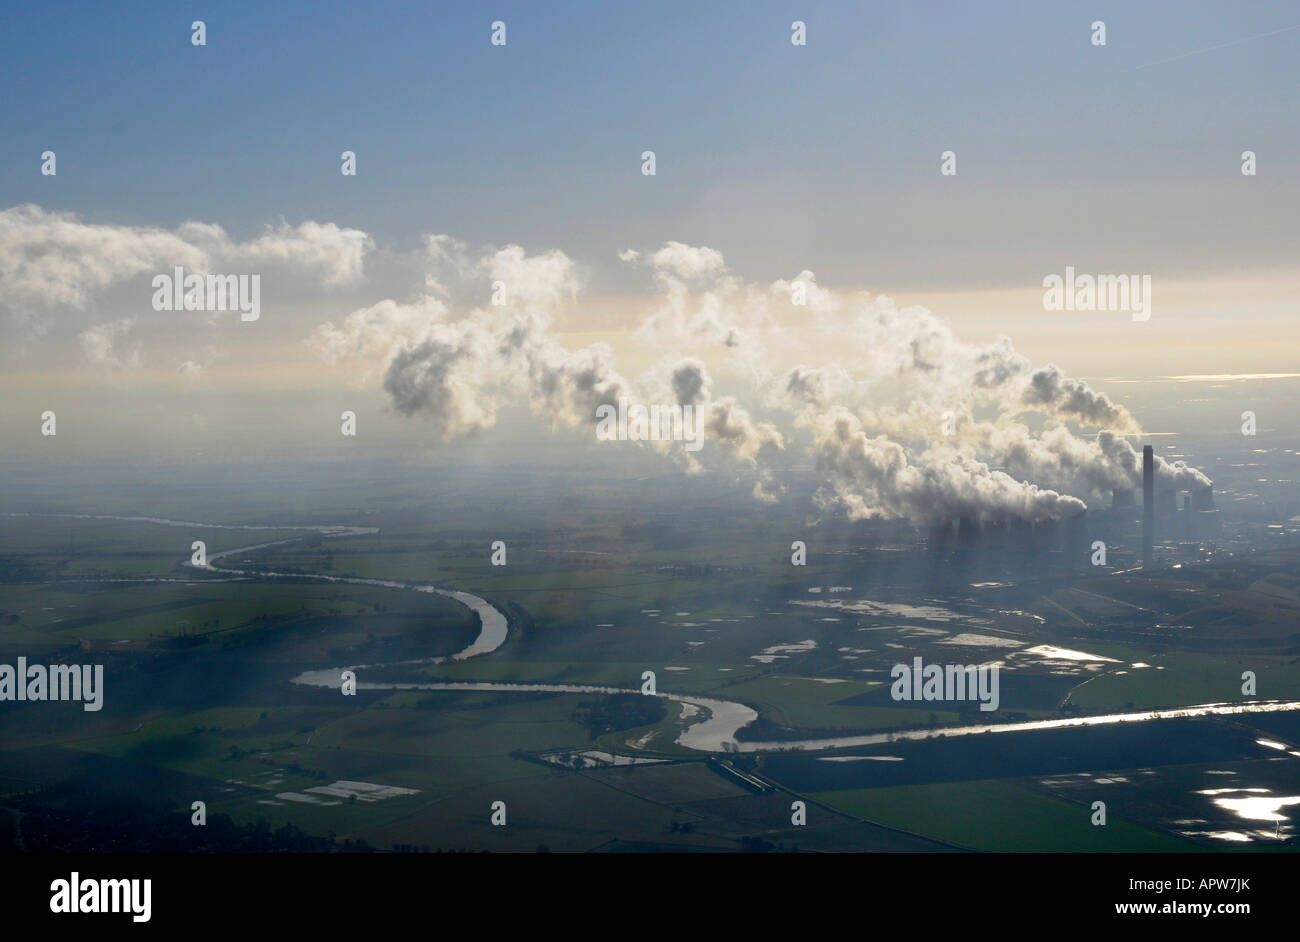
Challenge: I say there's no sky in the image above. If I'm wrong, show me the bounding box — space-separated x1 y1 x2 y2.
1 0 1297 284
0 1 1296 518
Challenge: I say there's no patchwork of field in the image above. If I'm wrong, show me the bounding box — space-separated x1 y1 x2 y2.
1034 753 1300 848
2 473 1299 852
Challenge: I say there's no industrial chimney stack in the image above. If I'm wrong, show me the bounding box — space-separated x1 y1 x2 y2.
1142 444 1154 569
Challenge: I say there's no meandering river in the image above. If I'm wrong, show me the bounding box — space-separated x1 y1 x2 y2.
15 512 1300 755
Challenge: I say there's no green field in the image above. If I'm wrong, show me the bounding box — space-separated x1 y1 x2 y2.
812 779 1202 852
4 477 1298 852
1068 652 1300 711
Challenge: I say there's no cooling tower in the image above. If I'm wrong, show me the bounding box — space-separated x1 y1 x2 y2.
1192 485 1216 511
1064 509 1088 567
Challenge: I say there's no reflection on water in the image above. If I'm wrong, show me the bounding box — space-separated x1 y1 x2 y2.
1021 644 1119 663
1206 791 1300 822
539 750 668 769
790 599 970 622
1201 831 1253 843
723 700 1300 754
1180 786 1300 843
1197 787 1269 796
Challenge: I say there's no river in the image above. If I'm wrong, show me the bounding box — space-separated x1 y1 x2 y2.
14 512 1300 755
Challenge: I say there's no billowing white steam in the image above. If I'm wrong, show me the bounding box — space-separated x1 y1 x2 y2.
312 244 783 483
309 239 1210 524
0 203 1210 527
814 408 1086 526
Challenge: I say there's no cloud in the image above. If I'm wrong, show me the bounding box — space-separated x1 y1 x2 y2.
323 243 616 441
0 205 203 333
704 396 784 464
648 241 727 281
309 295 447 364
626 242 784 370
1022 364 1138 431
482 245 580 316
670 358 711 406
175 346 223 381
381 318 502 437
771 363 857 414
982 424 1142 498
0 204 373 343
321 242 789 492
225 220 372 286
79 318 140 369
813 407 1086 526
299 233 1208 520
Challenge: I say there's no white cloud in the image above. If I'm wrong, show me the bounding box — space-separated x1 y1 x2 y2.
0 204 374 343
79 318 141 369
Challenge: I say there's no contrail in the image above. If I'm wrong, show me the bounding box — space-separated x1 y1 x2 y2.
1132 22 1300 71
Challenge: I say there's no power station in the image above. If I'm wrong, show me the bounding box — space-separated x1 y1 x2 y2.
926 442 1220 578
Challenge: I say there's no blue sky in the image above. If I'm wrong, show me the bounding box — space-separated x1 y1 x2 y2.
2 0 1298 291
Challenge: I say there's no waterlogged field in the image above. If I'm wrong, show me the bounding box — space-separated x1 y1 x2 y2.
1068 652 1300 712
2 479 1298 852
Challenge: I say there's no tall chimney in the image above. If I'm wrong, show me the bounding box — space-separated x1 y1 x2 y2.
1142 445 1154 568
